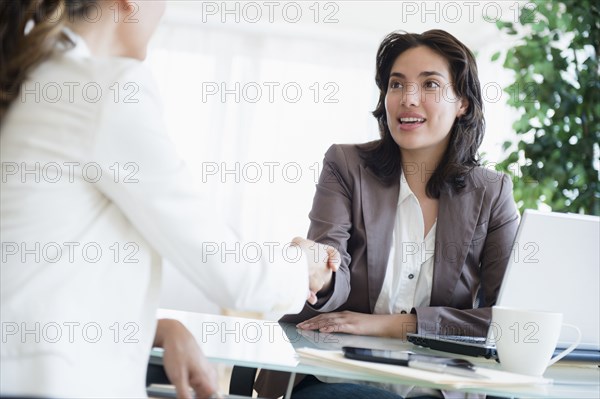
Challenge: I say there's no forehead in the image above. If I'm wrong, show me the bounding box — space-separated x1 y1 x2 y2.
389 46 451 78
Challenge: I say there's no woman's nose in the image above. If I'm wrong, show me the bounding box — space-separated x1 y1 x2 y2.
401 82 420 106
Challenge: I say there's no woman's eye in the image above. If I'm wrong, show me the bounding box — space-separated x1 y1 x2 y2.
389 81 403 89
424 80 440 89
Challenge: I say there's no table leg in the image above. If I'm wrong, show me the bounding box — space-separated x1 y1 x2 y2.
284 372 297 399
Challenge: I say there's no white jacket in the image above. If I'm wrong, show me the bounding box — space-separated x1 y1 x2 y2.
0 32 308 398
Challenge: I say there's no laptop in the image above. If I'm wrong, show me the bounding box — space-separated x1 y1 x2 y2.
407 210 600 362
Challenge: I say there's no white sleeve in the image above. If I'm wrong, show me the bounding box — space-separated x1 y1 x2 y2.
90 62 308 314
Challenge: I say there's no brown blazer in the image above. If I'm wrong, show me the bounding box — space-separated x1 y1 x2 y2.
255 143 519 398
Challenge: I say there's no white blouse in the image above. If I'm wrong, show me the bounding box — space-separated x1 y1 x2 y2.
372 171 439 398
0 31 309 398
374 171 436 315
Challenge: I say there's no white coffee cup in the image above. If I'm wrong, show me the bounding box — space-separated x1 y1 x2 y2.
490 306 581 376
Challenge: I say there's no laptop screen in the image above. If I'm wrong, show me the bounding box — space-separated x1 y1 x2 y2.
495 210 600 350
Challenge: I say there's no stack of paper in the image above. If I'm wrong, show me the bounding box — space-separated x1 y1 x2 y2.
296 348 552 389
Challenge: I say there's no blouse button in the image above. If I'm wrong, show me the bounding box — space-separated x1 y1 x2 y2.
408 273 414 279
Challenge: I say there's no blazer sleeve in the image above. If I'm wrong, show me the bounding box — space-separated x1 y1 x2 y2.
414 173 519 336
89 62 309 315
303 144 354 312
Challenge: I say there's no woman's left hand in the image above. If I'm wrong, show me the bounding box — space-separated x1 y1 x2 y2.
296 311 417 338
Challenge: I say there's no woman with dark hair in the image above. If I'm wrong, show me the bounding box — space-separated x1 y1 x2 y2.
255 29 519 399
0 1 338 398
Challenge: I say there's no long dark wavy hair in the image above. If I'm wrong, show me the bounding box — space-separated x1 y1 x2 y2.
0 0 96 120
359 29 485 198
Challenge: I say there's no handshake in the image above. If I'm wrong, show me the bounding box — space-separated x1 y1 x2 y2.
291 237 341 306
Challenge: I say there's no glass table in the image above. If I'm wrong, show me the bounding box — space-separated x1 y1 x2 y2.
151 309 600 398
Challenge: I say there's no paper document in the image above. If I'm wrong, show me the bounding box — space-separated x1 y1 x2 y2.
296 348 552 389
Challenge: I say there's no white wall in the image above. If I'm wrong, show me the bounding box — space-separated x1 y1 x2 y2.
149 1 525 316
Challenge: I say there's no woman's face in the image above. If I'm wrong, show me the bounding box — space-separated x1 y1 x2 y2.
385 46 468 158
117 0 166 60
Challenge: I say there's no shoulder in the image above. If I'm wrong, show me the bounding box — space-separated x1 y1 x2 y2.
90 58 162 110
77 58 165 138
317 142 375 192
323 141 376 167
27 52 161 114
468 167 512 190
34 50 152 85
467 166 515 206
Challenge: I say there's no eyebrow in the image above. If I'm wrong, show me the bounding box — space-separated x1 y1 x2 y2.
389 71 447 80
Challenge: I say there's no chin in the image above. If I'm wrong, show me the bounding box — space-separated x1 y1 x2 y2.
397 143 426 152
391 132 421 148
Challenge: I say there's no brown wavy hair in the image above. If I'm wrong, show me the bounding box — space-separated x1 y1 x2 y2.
0 0 96 121
359 29 485 198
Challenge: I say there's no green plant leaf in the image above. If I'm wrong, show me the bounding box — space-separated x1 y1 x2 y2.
491 0 599 215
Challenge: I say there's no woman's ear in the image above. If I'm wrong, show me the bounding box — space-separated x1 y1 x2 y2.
457 98 469 118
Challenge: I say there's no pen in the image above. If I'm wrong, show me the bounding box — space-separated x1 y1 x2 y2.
408 359 488 379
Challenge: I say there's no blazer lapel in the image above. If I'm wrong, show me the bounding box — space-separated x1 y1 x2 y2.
359 166 399 312
431 180 486 306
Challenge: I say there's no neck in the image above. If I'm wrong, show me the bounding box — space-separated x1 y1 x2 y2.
66 19 124 58
400 147 446 198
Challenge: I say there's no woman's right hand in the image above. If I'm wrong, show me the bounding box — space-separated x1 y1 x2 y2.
155 319 219 399
292 237 340 304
